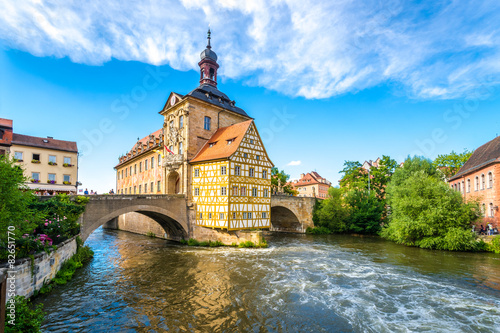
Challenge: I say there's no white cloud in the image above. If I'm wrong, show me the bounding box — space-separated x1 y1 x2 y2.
1 0 500 99
287 160 301 166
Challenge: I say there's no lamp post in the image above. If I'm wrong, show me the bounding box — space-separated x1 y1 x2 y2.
368 167 371 194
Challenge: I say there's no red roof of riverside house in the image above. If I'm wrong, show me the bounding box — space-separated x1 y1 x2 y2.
115 129 163 168
190 120 253 163
12 133 77 152
449 136 500 181
292 171 331 187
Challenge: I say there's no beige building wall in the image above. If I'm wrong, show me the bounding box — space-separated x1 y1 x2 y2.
116 150 164 195
10 144 78 189
160 96 251 200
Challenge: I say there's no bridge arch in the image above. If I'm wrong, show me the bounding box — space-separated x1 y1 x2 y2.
79 196 189 242
270 206 302 232
270 196 315 233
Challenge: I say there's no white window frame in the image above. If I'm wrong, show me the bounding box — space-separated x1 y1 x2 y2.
235 166 240 176
249 168 254 177
221 166 227 175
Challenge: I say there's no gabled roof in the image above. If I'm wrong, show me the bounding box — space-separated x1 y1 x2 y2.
12 133 77 152
292 171 331 187
190 120 253 163
450 136 500 180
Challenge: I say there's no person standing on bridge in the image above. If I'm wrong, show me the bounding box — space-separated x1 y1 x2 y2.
84 188 89 195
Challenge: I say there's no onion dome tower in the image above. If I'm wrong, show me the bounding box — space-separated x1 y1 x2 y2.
198 29 219 87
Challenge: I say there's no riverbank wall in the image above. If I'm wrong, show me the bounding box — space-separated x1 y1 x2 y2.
103 212 263 245
0 236 78 301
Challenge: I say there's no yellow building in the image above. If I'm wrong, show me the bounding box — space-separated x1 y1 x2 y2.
190 120 273 230
115 129 164 195
1 118 79 194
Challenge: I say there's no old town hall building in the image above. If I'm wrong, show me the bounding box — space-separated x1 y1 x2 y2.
115 31 273 231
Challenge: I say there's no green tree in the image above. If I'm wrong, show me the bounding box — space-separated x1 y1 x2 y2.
271 167 297 195
339 161 366 190
339 156 398 199
381 156 481 251
0 156 39 253
345 189 384 235
433 149 473 179
313 187 349 232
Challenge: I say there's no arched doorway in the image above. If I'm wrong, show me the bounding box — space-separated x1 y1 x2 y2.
270 206 302 232
167 170 180 194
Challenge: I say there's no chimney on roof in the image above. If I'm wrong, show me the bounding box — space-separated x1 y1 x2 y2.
300 173 305 179
47 136 53 139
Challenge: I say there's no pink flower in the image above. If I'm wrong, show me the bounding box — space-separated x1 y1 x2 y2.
44 223 48 226
49 221 52 224
57 235 60 237
45 219 48 222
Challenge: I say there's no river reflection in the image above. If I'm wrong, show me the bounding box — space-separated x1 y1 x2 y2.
36 228 500 332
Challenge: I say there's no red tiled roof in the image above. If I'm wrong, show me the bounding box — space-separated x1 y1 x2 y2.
190 120 253 163
450 136 500 180
293 171 330 187
12 133 77 152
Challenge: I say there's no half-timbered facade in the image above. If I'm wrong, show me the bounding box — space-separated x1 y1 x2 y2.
114 31 275 231
191 120 273 230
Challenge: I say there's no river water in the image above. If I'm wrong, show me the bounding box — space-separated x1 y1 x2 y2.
36 227 500 332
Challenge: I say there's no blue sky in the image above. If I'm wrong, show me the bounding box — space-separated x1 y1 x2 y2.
1 0 500 193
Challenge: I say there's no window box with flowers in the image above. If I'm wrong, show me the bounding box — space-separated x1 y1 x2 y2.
48 180 57 184
63 181 72 185
63 163 74 167
32 159 41 164
48 162 57 166
31 179 40 183
14 159 23 162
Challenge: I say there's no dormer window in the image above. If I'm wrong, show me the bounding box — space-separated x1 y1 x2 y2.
227 137 236 145
209 141 218 148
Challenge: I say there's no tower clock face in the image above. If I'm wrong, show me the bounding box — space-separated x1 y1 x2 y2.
170 96 176 106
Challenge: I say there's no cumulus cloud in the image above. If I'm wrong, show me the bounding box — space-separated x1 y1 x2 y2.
1 0 500 99
287 160 301 166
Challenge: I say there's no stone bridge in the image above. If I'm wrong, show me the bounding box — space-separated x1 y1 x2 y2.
78 194 316 242
79 195 189 242
270 195 315 233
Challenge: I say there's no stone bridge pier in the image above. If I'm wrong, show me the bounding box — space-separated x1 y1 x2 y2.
270 195 315 233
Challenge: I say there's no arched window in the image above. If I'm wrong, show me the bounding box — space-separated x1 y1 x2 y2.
482 203 486 216
481 174 485 190
490 203 494 217
179 115 184 129
475 176 479 191
209 68 215 80
488 172 493 188
458 182 461 193
467 179 471 193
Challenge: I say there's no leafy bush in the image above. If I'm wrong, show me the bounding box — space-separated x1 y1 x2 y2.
306 226 332 235
5 296 45 333
146 231 155 237
487 236 500 254
186 238 199 246
381 156 481 251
